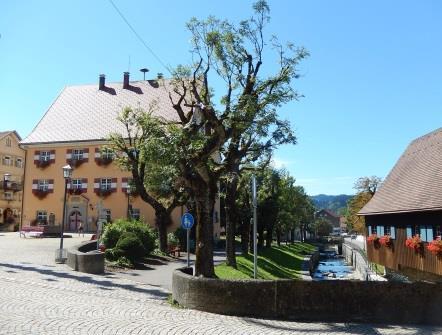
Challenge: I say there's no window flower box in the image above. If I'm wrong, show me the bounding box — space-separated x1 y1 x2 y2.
427 236 442 256
96 188 113 197
35 159 51 168
32 189 50 199
366 234 379 243
405 235 423 253
379 235 393 248
68 188 84 195
95 157 113 166
67 159 85 168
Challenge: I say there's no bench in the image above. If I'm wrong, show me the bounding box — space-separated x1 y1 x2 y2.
20 226 45 238
168 245 181 257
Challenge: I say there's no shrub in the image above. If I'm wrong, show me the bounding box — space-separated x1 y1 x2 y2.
115 232 146 262
102 219 156 254
167 232 180 247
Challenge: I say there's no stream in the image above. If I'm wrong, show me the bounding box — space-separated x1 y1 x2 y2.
312 251 355 280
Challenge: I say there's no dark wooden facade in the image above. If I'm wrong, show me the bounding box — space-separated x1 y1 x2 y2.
365 211 442 277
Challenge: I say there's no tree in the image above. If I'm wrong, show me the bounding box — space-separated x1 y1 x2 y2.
108 107 184 253
166 1 307 276
346 176 382 233
314 218 333 236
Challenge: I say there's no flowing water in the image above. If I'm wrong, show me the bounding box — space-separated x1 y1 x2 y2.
312 251 355 280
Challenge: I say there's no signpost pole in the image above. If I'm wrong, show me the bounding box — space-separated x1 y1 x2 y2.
252 174 258 279
181 212 194 270
187 228 190 268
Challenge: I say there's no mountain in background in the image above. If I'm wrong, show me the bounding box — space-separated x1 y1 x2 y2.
310 194 353 216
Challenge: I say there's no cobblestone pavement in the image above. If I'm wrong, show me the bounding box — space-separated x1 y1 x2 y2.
0 233 440 335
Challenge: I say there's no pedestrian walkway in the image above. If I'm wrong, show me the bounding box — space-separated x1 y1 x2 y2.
0 232 439 334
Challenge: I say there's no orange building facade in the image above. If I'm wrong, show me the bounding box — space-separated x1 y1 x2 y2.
20 74 221 237
0 131 25 230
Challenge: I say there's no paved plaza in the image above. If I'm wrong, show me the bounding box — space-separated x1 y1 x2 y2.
0 232 439 335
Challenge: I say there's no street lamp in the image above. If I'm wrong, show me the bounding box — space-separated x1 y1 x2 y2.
56 164 73 263
126 186 132 219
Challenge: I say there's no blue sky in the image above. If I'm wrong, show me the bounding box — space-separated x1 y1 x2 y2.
1 1 442 195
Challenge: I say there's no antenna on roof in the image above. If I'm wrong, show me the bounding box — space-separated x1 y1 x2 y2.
140 68 149 81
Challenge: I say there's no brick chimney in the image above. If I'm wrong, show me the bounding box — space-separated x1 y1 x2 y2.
99 74 105 90
123 72 130 89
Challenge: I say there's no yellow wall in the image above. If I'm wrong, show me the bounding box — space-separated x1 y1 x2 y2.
21 142 221 238
0 132 25 225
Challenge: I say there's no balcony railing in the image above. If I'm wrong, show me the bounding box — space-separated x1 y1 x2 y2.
2 181 23 192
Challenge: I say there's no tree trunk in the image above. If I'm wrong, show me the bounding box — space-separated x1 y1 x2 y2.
265 224 273 248
276 227 281 246
241 218 250 256
194 190 216 277
258 224 265 248
225 177 239 268
155 210 171 253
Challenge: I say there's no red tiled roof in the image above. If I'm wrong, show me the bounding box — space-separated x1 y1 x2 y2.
359 128 442 215
21 80 179 144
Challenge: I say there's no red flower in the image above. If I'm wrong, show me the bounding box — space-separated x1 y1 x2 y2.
379 235 392 247
427 236 442 256
367 234 379 243
405 235 423 252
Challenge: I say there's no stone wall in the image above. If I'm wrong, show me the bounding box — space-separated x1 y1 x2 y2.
172 268 441 325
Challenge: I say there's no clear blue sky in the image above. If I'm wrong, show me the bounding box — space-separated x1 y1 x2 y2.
1 1 442 195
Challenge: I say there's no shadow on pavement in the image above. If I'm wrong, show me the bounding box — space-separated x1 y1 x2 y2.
0 262 169 299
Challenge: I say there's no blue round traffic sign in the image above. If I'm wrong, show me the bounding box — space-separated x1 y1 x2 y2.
181 213 194 230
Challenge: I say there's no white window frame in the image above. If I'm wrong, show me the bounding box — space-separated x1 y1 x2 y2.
420 225 434 242
16 158 23 168
71 179 82 190
36 210 47 223
38 180 49 192
100 178 112 190
101 148 114 160
72 149 84 161
40 151 51 162
3 156 11 166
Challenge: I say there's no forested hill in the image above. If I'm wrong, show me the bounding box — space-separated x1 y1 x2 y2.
310 194 353 215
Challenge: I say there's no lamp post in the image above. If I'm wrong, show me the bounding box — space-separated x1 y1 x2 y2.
126 186 131 219
56 164 73 263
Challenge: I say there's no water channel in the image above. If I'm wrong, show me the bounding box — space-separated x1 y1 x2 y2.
312 250 356 280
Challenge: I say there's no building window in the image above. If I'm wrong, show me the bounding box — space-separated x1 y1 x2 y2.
420 225 434 242
100 178 112 190
5 137 11 147
376 225 384 236
101 148 114 160
406 226 413 238
40 151 51 162
104 209 111 222
2 156 11 166
15 158 23 168
36 210 47 224
367 225 372 235
71 179 82 190
72 149 84 161
436 226 442 238
38 180 49 191
4 192 13 201
131 208 140 220
390 226 396 239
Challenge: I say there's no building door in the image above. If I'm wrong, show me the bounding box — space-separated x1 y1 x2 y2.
69 210 82 231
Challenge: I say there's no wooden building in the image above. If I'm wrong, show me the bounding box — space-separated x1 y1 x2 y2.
359 128 442 280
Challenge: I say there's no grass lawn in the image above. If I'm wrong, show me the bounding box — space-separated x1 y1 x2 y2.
215 242 316 280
